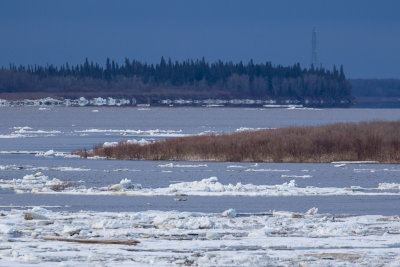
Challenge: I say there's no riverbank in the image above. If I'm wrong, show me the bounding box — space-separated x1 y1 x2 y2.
74 121 400 163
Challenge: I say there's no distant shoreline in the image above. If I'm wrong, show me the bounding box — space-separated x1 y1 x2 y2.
74 121 400 164
3 78 400 108
1 95 399 109
0 95 350 108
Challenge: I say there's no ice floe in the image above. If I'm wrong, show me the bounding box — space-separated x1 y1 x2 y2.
74 128 185 137
0 126 62 138
36 167 90 172
34 150 78 158
0 208 400 266
281 174 312 178
86 156 107 160
305 207 318 215
244 168 290 172
0 150 42 155
0 126 186 139
103 141 119 147
353 168 400 173
0 172 84 193
0 133 25 139
331 161 379 164
102 138 155 147
157 163 208 168
2 150 81 159
227 163 262 169
35 149 56 157
108 179 143 191
334 163 347 167
0 165 19 171
221 208 237 217
12 127 61 135
0 165 89 172
104 168 141 173
226 164 248 169
2 175 400 197
126 138 151 145
378 183 400 190
235 127 274 132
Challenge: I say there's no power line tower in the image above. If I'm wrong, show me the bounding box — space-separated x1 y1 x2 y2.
311 27 318 67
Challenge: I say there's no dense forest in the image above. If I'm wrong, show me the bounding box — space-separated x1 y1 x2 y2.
0 57 352 105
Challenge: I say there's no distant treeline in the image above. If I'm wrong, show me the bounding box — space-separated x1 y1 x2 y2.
0 57 352 104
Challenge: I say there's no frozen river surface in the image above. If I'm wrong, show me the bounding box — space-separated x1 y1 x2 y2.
1 107 400 266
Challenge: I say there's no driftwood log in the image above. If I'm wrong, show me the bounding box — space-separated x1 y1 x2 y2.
43 237 140 246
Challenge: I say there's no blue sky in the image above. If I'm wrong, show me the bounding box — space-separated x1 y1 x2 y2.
0 0 399 78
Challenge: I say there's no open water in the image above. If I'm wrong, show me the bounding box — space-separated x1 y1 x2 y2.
1 107 400 215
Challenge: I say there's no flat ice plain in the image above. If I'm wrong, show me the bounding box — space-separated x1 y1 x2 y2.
1 107 400 266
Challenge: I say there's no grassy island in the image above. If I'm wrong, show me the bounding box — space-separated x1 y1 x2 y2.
74 121 400 163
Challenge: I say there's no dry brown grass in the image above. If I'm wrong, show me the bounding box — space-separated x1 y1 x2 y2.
74 121 400 163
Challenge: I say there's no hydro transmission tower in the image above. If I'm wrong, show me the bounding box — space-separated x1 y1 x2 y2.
311 27 318 67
